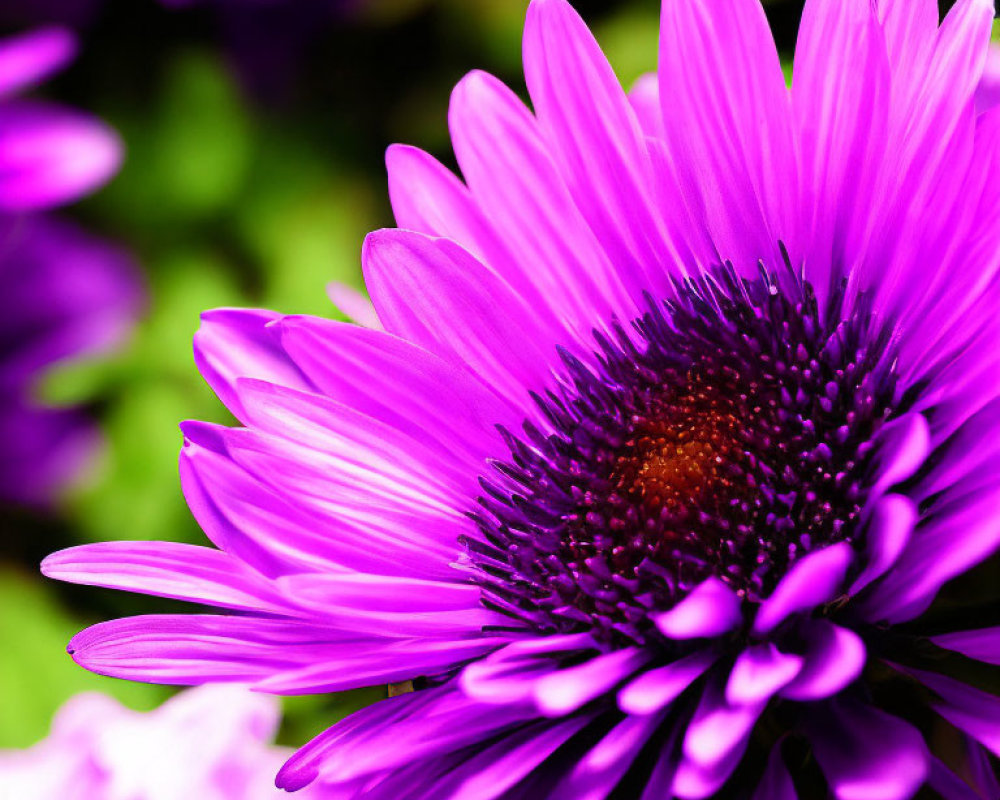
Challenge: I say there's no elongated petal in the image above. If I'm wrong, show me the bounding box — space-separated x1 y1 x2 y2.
523 0 682 300
0 27 76 97
725 644 802 706
618 650 716 716
753 543 852 635
653 577 742 639
659 0 797 273
0 101 122 210
67 615 351 685
363 228 564 408
193 309 313 423
449 69 633 333
780 621 866 701
808 699 927 800
534 647 651 717
932 627 1000 665
41 541 289 615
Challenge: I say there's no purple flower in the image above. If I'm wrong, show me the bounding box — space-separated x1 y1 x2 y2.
44 0 1000 797
0 686 313 798
0 28 140 505
0 27 122 211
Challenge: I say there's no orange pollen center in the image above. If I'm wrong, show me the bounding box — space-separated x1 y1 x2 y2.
613 372 748 512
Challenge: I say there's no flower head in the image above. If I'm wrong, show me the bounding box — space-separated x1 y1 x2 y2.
0 686 308 799
0 28 140 506
45 0 1000 797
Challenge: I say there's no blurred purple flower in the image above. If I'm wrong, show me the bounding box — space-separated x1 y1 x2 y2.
0 27 121 210
44 0 1000 797
0 28 140 506
0 685 310 798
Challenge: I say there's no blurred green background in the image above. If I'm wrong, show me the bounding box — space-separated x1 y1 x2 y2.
0 0 986 752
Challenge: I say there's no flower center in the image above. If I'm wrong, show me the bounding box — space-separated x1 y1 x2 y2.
467 265 899 646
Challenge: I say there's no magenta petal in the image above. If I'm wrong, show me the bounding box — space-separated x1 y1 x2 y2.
753 543 853 635
725 643 803 706
533 647 650 717
362 228 565 408
808 699 928 800
628 73 663 139
900 666 1000 757
0 27 76 97
931 627 1000 665
40 541 289 615
752 742 797 800
325 283 381 330
791 0 889 297
653 577 742 640
522 0 679 300
849 494 916 595
448 69 633 333
927 757 987 800
557 712 667 800
67 614 350 685
672 742 748 800
193 308 313 424
618 650 717 716
0 101 122 211
682 682 765 768
254 637 511 695
275 315 516 467
780 620 866 701
658 0 797 274
861 480 1000 623
447 716 594 800
870 413 931 495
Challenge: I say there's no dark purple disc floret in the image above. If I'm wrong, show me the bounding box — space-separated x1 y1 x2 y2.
469 261 901 646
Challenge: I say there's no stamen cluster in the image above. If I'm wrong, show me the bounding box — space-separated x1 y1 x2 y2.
467 264 900 646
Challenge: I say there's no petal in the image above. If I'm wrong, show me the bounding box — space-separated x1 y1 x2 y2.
752 742 797 800
325 282 381 330
808 699 928 800
900 666 1000 757
362 228 564 408
554 711 668 800
658 0 797 273
725 643 803 706
780 620 866 701
533 647 651 717
860 481 1000 623
869 414 930 496
445 716 594 800
275 315 516 467
653 577 742 640
618 650 717 716
682 681 764 767
280 685 530 787
0 27 76 97
523 0 682 300
193 308 314 424
628 73 663 140
752 543 853 635
0 101 122 210
67 614 351 685
848 494 916 595
792 0 890 296
931 627 1000 666
254 637 510 695
40 541 289 615
448 69 634 335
